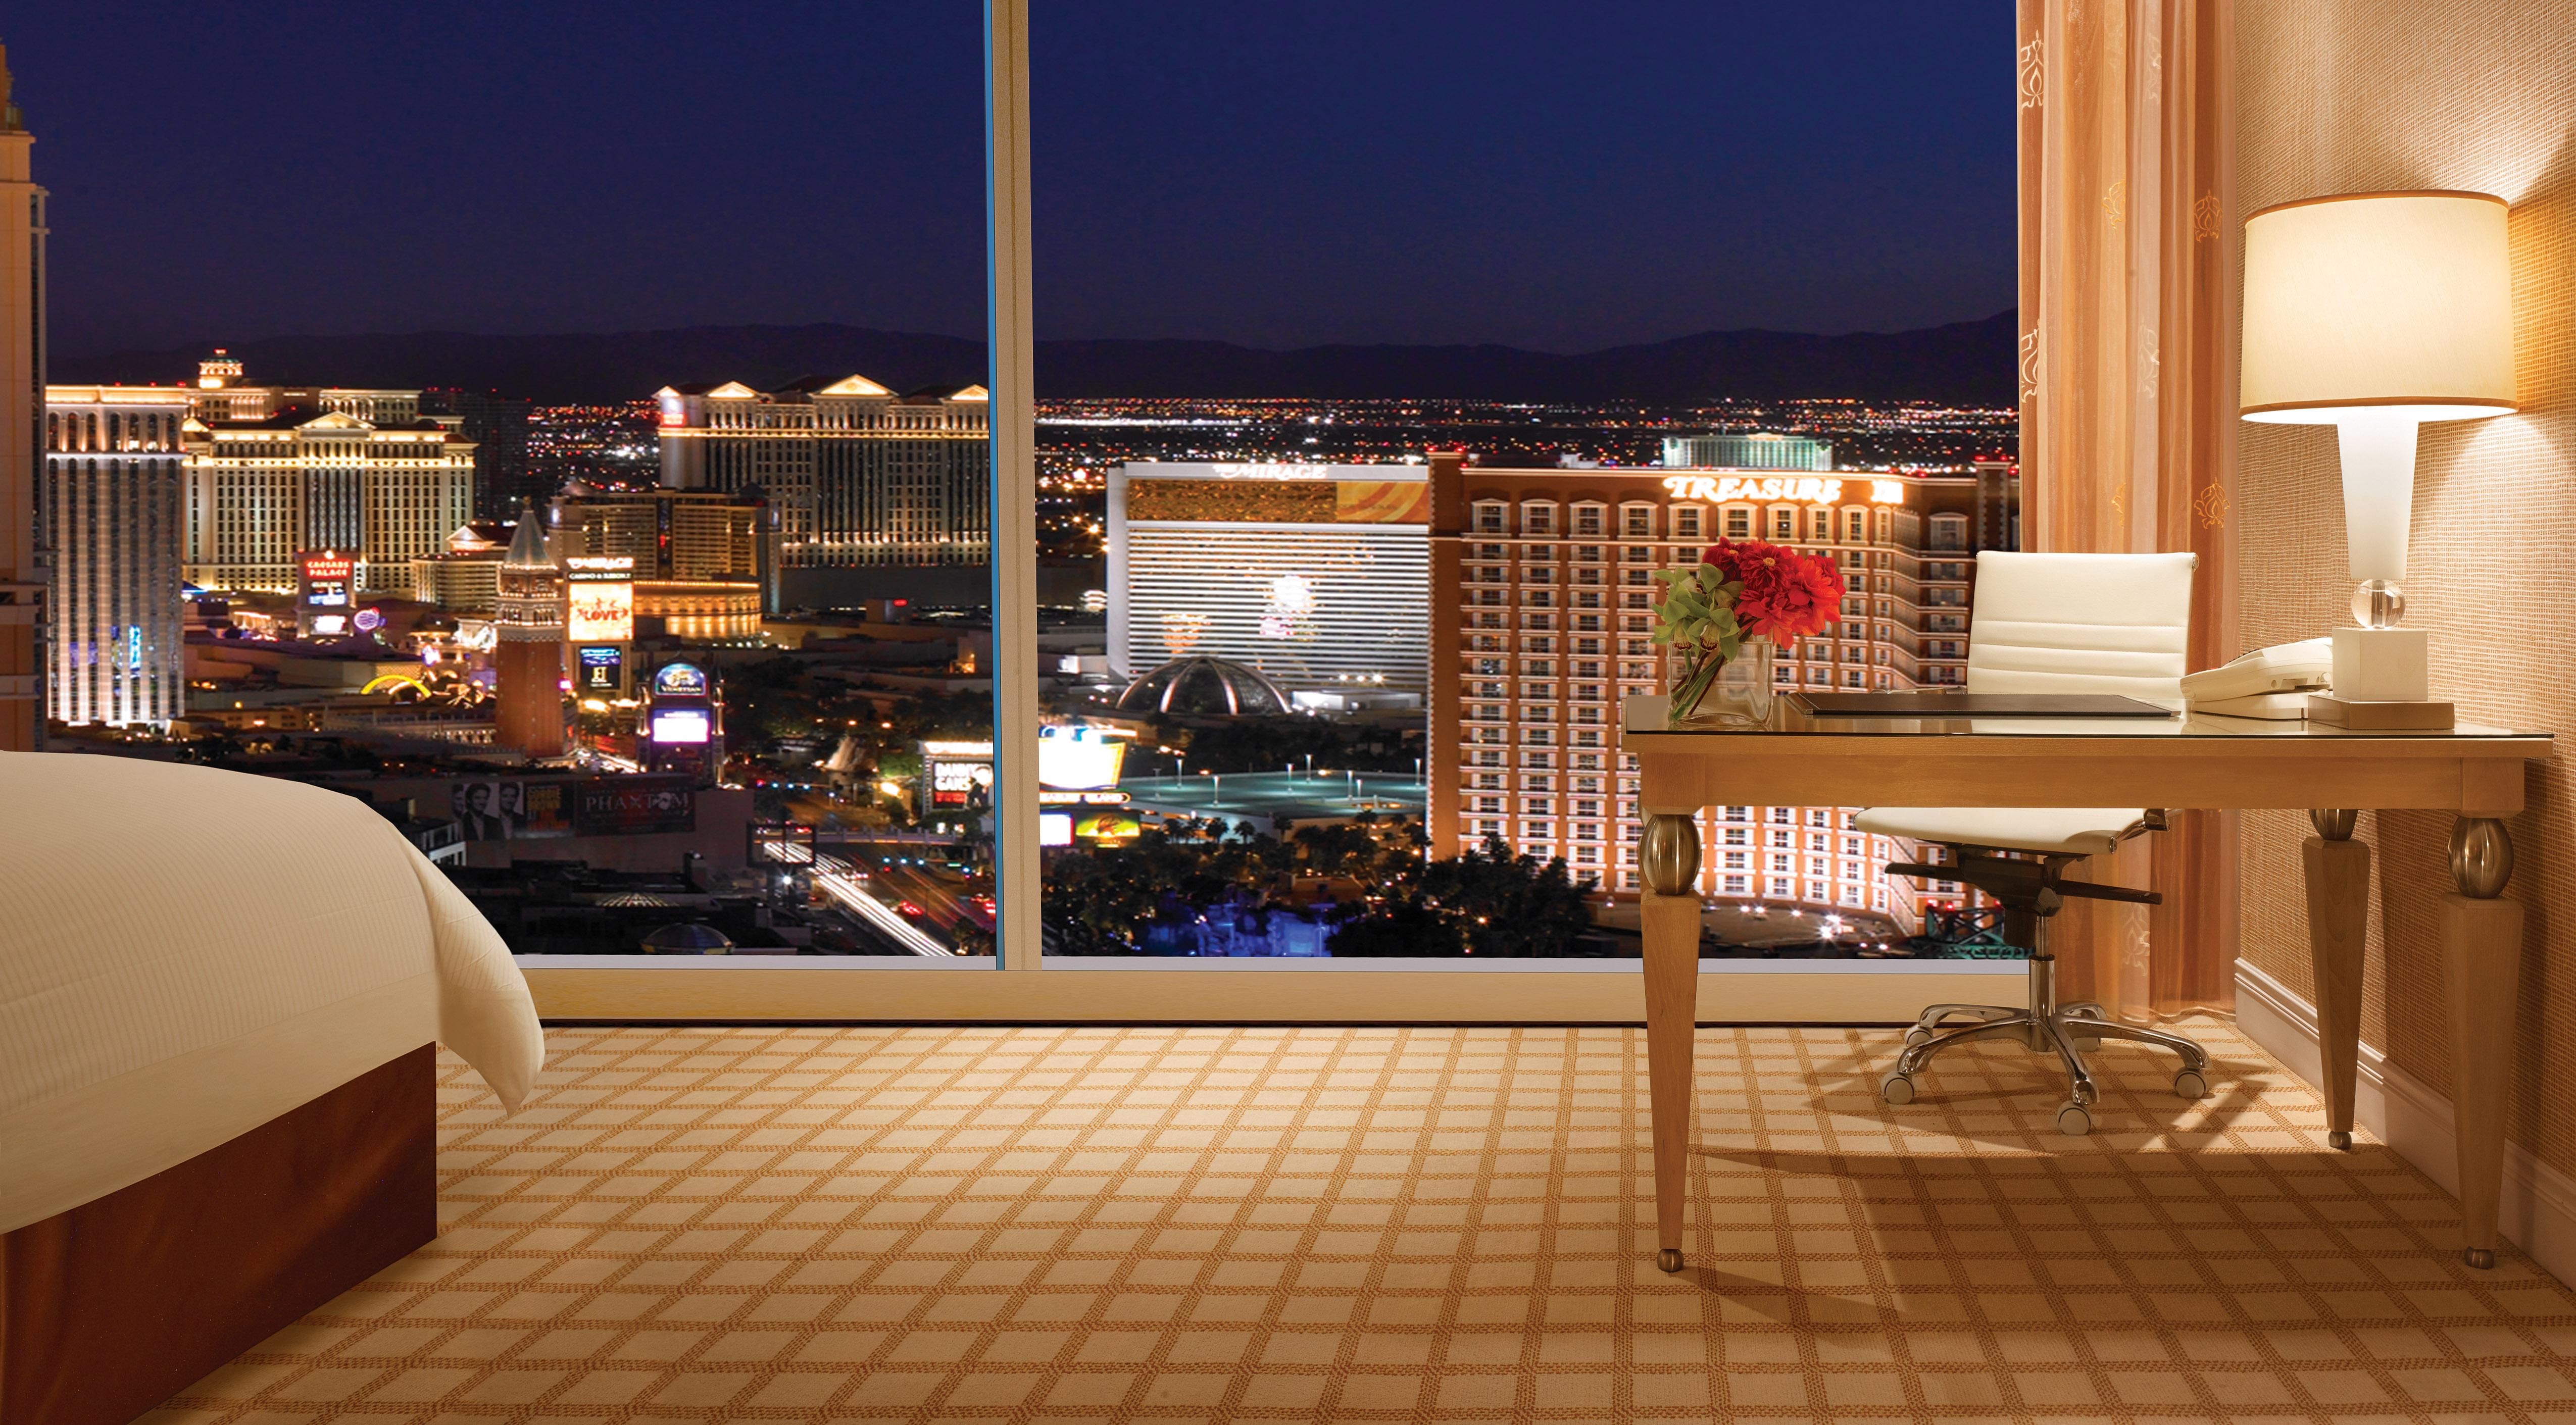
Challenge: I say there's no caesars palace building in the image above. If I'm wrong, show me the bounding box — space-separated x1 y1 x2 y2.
1105 451 2017 930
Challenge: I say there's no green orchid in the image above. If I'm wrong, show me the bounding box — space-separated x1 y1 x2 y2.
1649 564 1753 721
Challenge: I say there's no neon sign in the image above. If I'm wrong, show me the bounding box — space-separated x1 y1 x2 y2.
566 582 633 643
652 662 709 697
1658 475 1907 506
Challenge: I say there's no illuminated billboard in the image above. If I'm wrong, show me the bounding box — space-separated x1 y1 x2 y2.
299 552 354 603
920 739 994 811
296 549 356 638
929 758 991 808
564 556 635 643
652 662 709 698
1036 725 1125 790
650 707 711 744
1072 810 1141 842
576 645 623 691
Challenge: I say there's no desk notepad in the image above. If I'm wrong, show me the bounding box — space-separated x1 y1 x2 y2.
1791 692 2177 718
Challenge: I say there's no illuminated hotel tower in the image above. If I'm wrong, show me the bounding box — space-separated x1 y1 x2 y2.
0 46 42 750
656 376 989 573
493 505 566 757
1425 451 2018 931
43 387 190 727
181 354 475 594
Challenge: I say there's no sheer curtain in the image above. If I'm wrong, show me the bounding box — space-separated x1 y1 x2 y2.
2016 0 2240 1021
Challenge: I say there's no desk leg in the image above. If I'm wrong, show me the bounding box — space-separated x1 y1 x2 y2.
2304 810 2369 1151
2444 817 2521 1269
1640 811 1702 1275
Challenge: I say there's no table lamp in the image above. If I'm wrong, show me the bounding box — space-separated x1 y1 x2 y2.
2240 190 2515 728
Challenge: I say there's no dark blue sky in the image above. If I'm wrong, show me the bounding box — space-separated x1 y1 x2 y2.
16 2 2011 358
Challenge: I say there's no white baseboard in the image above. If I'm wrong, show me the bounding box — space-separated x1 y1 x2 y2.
2234 957 2576 1286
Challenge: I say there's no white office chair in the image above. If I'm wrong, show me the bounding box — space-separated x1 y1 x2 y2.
1860 550 2210 1136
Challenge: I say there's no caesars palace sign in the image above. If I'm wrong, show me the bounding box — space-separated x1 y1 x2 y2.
1658 474 1907 506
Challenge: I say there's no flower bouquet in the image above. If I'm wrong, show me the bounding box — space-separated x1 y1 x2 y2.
1651 537 1843 727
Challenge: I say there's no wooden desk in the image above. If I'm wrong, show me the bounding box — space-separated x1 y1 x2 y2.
1623 695 2551 1271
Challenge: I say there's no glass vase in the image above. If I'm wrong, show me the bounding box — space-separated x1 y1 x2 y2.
1668 637 1776 728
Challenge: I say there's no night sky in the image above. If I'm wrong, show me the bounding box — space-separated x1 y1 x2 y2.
17 2 2011 359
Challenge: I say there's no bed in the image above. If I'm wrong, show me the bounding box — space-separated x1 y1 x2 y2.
0 751 543 1425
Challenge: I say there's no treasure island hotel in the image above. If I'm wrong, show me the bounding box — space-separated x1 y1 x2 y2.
1425 448 2017 928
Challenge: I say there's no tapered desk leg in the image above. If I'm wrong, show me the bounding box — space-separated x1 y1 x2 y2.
2444 816 2521 1269
1639 811 1702 1275
2304 810 2369 1151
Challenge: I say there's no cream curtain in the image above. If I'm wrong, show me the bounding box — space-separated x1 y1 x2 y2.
2016 0 2239 1021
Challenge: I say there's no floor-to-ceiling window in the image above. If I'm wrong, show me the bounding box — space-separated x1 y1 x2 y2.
33 3 2019 1020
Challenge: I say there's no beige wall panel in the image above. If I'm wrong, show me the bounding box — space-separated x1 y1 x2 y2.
2235 2 2576 1172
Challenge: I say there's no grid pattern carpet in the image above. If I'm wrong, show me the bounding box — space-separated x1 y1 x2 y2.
146 1018 2576 1423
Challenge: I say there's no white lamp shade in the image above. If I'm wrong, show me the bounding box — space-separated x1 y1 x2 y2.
2241 191 2515 425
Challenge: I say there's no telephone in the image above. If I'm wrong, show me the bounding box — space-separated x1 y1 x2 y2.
2182 638 2333 718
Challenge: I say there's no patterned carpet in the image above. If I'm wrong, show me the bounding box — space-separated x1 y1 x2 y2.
145 1017 2576 1423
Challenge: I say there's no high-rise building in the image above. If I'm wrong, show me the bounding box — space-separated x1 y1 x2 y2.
409 519 512 613
42 387 189 727
1423 451 2018 929
0 47 42 750
180 355 476 594
493 507 566 757
547 484 774 641
1660 432 1834 471
655 376 988 594
421 389 535 518
1105 462 1430 698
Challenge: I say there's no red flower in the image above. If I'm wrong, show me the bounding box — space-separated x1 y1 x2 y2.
1702 538 1842 642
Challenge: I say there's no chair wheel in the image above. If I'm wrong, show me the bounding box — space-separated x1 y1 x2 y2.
2174 1070 2207 1100
1880 1073 1916 1105
2056 1103 2092 1136
1903 1027 1933 1048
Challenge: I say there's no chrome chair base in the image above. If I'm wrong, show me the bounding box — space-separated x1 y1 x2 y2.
1878 956 2210 1136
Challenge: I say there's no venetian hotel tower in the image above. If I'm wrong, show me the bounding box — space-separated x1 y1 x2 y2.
493 504 566 757
0 46 41 750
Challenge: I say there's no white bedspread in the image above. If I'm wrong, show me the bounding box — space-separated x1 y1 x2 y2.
0 752 544 1234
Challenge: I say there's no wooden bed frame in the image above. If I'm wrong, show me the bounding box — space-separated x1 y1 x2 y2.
0 1046 437 1425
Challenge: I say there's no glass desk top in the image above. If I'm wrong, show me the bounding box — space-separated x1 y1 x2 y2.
1620 694 2549 744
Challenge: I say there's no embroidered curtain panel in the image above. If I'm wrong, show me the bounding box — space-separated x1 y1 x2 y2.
2017 0 2240 1020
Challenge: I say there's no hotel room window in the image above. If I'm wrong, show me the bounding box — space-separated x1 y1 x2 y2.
1572 503 1606 536
1673 506 1702 539
1725 506 1753 538
1621 504 1653 537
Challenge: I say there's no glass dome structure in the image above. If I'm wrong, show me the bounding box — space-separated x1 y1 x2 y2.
639 922 734 954
1114 657 1291 718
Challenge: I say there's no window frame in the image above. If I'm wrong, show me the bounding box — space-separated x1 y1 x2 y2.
514 0 2021 1023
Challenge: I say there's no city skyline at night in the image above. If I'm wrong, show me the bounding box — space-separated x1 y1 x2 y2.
4 16 2024 962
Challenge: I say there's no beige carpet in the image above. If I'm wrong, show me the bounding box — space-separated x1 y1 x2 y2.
144 1017 2576 1423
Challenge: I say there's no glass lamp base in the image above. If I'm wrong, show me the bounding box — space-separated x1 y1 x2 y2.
2352 579 2406 630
